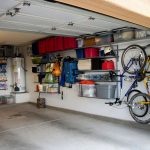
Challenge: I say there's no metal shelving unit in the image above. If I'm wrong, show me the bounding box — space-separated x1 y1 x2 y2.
32 59 60 94
34 91 58 94
77 44 120 99
31 37 150 57
34 82 58 84
78 70 119 72
0 58 7 91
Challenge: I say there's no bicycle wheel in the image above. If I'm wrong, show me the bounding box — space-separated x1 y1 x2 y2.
127 89 141 102
121 45 147 74
129 93 150 124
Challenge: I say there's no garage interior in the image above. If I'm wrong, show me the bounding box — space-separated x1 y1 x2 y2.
0 0 150 150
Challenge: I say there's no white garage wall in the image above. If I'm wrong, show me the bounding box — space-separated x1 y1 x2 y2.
22 38 150 121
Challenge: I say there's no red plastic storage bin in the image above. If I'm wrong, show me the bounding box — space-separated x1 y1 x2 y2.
54 36 64 51
102 60 115 70
85 48 99 58
38 40 46 55
45 37 55 53
64 37 77 50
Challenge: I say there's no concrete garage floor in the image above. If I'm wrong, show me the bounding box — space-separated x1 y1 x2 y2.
0 103 149 150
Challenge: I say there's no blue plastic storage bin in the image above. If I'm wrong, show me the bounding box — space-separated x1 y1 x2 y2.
76 48 85 58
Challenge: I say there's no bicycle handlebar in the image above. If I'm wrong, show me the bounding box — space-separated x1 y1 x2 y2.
105 102 114 106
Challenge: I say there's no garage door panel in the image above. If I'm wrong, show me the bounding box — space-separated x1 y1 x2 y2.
61 24 105 34
2 14 64 28
0 0 19 11
0 20 47 32
21 4 87 23
79 19 126 30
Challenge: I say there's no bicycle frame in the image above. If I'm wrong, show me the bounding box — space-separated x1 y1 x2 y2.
120 58 141 98
137 101 150 105
124 79 138 97
106 59 143 105
120 58 139 88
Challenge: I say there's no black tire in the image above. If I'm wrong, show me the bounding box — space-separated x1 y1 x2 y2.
127 89 141 102
121 45 147 74
129 93 150 124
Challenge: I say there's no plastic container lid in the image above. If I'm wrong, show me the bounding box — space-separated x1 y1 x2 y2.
79 80 95 84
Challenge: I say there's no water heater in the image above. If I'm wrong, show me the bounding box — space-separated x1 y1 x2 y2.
12 57 26 92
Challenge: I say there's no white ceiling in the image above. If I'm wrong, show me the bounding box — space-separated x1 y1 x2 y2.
0 0 146 45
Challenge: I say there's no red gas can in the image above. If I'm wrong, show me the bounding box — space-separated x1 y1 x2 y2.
107 60 115 70
102 60 115 70
102 61 107 70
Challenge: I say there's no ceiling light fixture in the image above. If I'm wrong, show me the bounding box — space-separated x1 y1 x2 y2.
6 11 14 17
14 8 20 13
88 16 95 20
51 27 57 30
23 1 31 6
68 22 74 26
5 1 30 17
6 8 20 17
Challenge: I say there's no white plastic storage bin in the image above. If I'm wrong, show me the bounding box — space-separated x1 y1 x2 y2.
78 59 92 70
135 29 150 39
96 84 116 99
79 81 96 98
113 28 135 42
76 38 84 48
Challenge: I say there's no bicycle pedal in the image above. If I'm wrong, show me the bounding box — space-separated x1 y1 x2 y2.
117 101 122 105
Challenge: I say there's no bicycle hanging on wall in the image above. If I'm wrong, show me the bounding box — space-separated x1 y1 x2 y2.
106 44 150 124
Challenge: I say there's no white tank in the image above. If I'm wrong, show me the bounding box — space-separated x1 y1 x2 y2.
12 57 26 92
